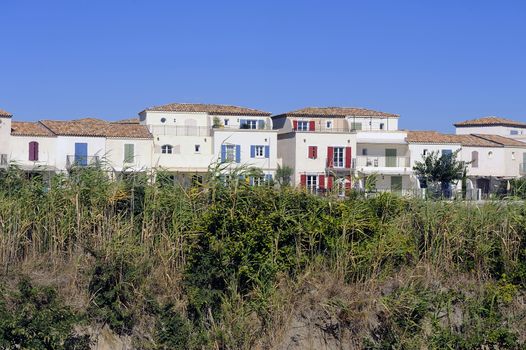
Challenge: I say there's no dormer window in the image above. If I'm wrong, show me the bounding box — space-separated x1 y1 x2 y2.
161 144 173 154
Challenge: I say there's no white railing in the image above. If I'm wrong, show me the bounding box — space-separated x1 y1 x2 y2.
66 155 101 168
149 125 212 136
353 156 410 168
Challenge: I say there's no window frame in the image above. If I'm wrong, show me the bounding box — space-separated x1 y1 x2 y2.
255 145 264 158
194 144 201 153
226 145 236 161
297 121 309 131
306 175 318 193
333 147 344 168
161 144 173 154
124 143 135 163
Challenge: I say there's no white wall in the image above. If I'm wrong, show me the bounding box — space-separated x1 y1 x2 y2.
408 143 462 168
456 125 526 137
105 138 153 172
212 130 278 174
9 135 57 169
0 117 11 159
142 111 210 128
54 136 106 171
346 116 399 131
152 134 214 172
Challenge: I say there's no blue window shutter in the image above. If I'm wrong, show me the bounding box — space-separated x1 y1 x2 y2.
265 174 272 182
250 145 255 158
221 145 227 162
249 176 254 186
258 120 265 129
239 119 246 127
235 145 241 163
264 145 270 158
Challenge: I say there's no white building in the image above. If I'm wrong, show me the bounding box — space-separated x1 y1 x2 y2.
273 107 412 194
0 108 13 168
455 116 526 142
138 103 277 183
407 131 526 198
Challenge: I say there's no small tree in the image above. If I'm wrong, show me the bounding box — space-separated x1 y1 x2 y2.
413 150 467 198
275 165 292 187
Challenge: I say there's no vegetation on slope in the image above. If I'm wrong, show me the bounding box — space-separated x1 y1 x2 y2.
1 165 526 349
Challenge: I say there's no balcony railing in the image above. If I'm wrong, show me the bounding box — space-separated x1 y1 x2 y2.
520 163 526 175
149 125 212 136
353 156 410 168
293 127 351 133
66 155 100 168
325 158 352 171
0 154 8 167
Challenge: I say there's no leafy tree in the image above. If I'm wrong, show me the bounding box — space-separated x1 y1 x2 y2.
275 165 292 187
413 150 467 198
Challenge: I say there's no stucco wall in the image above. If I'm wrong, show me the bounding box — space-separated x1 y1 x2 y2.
9 135 57 169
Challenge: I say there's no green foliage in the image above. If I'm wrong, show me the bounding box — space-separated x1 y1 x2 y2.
413 150 467 197
0 278 90 350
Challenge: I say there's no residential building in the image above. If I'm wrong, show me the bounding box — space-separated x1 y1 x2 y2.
0 108 12 168
273 107 404 194
454 116 526 142
10 121 58 173
139 103 277 183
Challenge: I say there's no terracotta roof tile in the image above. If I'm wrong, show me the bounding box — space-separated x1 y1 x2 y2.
114 118 140 124
144 103 271 116
11 122 55 137
38 119 152 139
454 116 526 128
0 108 12 118
275 107 399 118
407 131 526 148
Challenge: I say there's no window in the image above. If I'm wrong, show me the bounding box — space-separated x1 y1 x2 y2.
161 144 173 154
512 152 516 160
350 122 362 131
124 144 134 163
308 146 318 159
160 117 167 123
297 121 309 131
195 144 201 153
380 123 385 130
362 148 368 156
255 145 264 157
326 120 333 129
224 119 229 126
442 149 452 157
251 176 264 186
29 141 39 161
173 118 177 123
511 130 519 135
423 149 428 156
488 151 493 159
306 175 318 193
471 151 478 168
244 120 258 129
333 147 344 168
226 145 236 161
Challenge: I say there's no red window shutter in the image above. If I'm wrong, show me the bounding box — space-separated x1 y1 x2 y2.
308 146 313 159
345 146 352 168
300 174 307 187
327 147 334 167
309 121 315 131
293 120 298 130
29 141 39 161
327 176 333 189
319 175 325 189
313 146 317 159
345 175 352 189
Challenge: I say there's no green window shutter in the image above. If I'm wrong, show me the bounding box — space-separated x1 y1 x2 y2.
124 144 134 163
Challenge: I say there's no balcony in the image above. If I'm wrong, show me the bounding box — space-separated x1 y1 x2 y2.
520 163 526 175
149 125 212 136
293 126 351 133
325 158 352 174
66 155 101 168
353 156 411 174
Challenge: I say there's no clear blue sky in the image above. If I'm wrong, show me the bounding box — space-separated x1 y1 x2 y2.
1 0 525 132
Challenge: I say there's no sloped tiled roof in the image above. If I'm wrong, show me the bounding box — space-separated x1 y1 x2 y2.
471 134 526 147
11 122 55 137
275 107 399 118
407 131 526 148
143 103 271 116
454 116 526 128
114 118 140 124
0 108 12 117
406 131 462 144
36 119 152 139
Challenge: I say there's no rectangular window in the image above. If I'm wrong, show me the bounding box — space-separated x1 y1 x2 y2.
306 175 318 193
380 123 385 130
333 147 344 168
224 119 229 126
195 144 201 153
226 145 236 161
255 145 264 157
326 120 333 129
423 149 428 156
350 122 362 131
241 120 257 129
442 149 453 157
362 148 368 156
511 130 519 135
297 121 309 131
29 141 39 161
124 144 134 163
